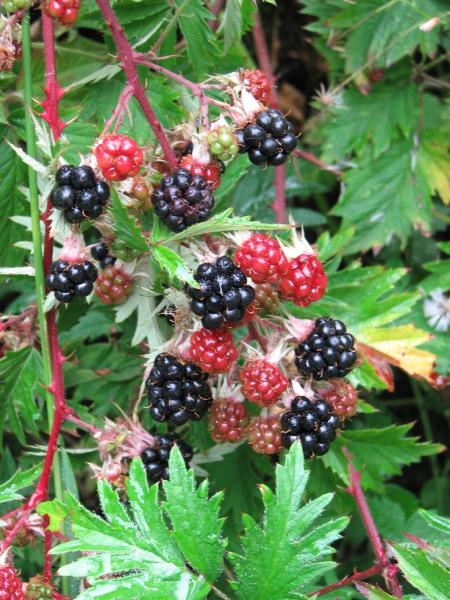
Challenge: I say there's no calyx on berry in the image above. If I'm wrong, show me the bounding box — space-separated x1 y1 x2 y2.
185 256 255 330
95 135 143 181
295 317 357 380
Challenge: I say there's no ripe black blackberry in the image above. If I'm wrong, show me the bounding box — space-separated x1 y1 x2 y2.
90 241 117 269
51 165 110 223
46 259 98 303
235 109 297 166
141 432 193 483
146 353 212 425
151 168 215 232
281 396 341 458
185 256 255 330
295 317 357 380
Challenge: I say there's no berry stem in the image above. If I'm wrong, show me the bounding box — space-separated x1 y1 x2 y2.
101 84 133 136
293 148 344 178
95 0 178 168
344 449 403 598
252 9 287 224
247 321 269 354
312 563 385 597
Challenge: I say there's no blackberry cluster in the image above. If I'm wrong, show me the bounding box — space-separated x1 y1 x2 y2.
146 353 212 425
46 259 98 303
295 317 357 380
186 256 255 330
281 397 340 458
141 433 193 484
151 168 215 232
90 241 117 269
235 109 297 166
51 165 110 223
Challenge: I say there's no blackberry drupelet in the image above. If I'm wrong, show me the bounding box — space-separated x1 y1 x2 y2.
146 353 212 425
46 259 98 303
141 433 193 484
295 317 357 380
185 256 255 330
235 109 297 166
51 165 110 223
281 396 341 458
151 168 215 232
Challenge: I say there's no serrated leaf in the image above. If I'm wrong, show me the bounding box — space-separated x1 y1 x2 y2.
418 510 450 537
231 443 348 599
418 129 450 204
356 583 396 599
0 266 35 276
391 544 450 600
51 457 213 599
6 141 48 175
152 246 196 286
322 424 444 492
110 189 148 252
163 446 226 583
153 210 291 245
0 465 41 506
221 0 243 51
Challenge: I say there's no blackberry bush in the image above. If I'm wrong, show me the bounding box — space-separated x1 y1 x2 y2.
295 317 357 380
145 353 212 424
280 396 341 458
185 256 255 330
151 168 215 232
51 165 110 223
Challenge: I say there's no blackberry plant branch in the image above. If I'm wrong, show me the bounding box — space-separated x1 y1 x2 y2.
95 0 178 168
41 12 67 139
312 563 385 597
344 449 403 598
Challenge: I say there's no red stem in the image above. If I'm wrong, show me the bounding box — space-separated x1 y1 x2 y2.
312 563 385 597
293 148 343 178
273 163 287 223
41 13 66 139
102 84 133 135
95 0 178 168
247 321 269 354
344 450 403 598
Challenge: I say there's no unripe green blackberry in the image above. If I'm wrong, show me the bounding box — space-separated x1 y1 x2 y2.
110 239 141 262
207 127 239 162
25 575 52 599
3 0 30 11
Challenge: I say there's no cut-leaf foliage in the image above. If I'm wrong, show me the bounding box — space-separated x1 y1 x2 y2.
391 544 450 600
230 442 348 599
110 189 148 252
0 465 41 506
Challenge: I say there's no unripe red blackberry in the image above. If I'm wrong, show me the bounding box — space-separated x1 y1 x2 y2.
240 359 288 407
206 127 239 162
141 432 193 483
278 254 327 307
25 575 52 599
51 165 110 223
95 135 143 181
179 155 221 189
295 317 357 380
188 328 238 374
235 108 297 166
146 353 212 425
280 396 341 458
243 69 271 105
46 259 98 303
0 565 24 600
235 233 288 284
319 381 358 419
209 399 248 443
151 168 215 232
247 415 282 455
44 0 81 26
185 256 255 330
254 283 279 314
95 265 132 305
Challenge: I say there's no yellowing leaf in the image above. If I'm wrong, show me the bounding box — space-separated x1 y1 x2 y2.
419 130 450 205
358 324 435 382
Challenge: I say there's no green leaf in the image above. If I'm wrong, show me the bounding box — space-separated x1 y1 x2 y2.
51 455 221 598
418 510 450 537
38 499 69 532
332 140 433 252
110 189 148 252
356 583 396 599
0 347 43 445
322 424 444 492
0 465 41 506
222 0 243 51
153 210 291 245
163 446 226 583
391 544 450 600
230 443 348 599
152 245 196 286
